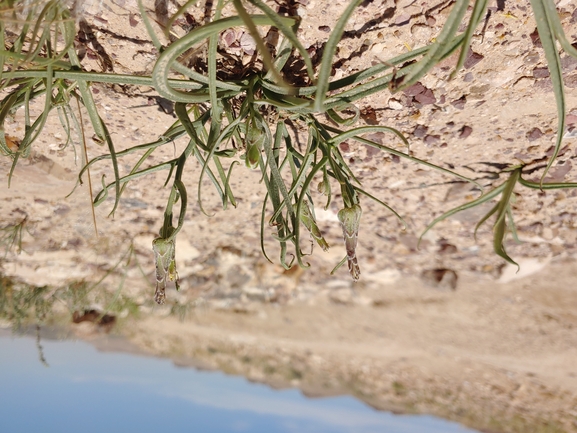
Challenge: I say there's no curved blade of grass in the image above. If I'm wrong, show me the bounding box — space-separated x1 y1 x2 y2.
56 104 74 151
113 110 193 198
205 1 238 210
263 123 293 268
174 103 210 150
419 182 506 247
0 19 6 80
530 0 566 187
262 120 297 227
91 157 187 204
270 148 314 222
165 0 200 33
330 255 348 275
293 157 328 268
159 164 187 240
518 176 577 189
77 124 188 181
324 123 481 190
311 120 361 185
493 205 520 266
391 0 469 92
210 152 238 210
25 0 57 63
260 43 430 99
207 0 223 115
168 179 188 241
450 0 489 79
197 109 245 215
24 85 32 134
260 192 275 264
326 105 360 127
299 200 329 252
314 0 363 112
542 0 577 59
329 145 361 186
6 69 206 91
248 0 315 83
117 146 157 200
98 119 121 216
507 207 521 244
152 15 296 102
328 125 409 148
473 202 498 241
95 174 109 206
354 186 407 230
137 0 163 50
224 160 239 208
163 163 177 188
64 21 107 142
233 0 289 89
174 103 231 212
20 65 53 155
492 169 520 269
5 71 53 185
256 90 311 111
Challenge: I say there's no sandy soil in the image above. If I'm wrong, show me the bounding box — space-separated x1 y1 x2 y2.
2 0 577 432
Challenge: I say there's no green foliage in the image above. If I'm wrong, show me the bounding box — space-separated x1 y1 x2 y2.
0 276 55 329
2 0 577 304
420 165 577 269
0 240 150 329
0 216 28 256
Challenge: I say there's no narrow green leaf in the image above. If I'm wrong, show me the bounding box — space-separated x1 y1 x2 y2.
249 0 315 82
392 0 469 91
530 0 566 186
314 0 363 112
299 200 330 252
450 0 489 79
355 186 407 230
330 255 348 275
419 183 506 247
491 168 520 269
473 202 498 241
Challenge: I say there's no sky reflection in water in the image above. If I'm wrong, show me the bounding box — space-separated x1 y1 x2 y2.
0 334 479 433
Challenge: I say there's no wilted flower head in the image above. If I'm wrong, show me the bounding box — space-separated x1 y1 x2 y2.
337 203 362 281
152 236 179 305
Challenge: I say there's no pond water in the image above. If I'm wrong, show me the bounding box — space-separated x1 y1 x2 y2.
0 333 480 433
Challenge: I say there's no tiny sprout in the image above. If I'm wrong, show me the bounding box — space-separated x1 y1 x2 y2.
152 237 180 305
337 203 362 281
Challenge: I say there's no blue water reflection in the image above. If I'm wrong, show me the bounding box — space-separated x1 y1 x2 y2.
0 334 479 433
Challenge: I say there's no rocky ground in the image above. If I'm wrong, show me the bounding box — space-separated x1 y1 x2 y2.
2 0 577 432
